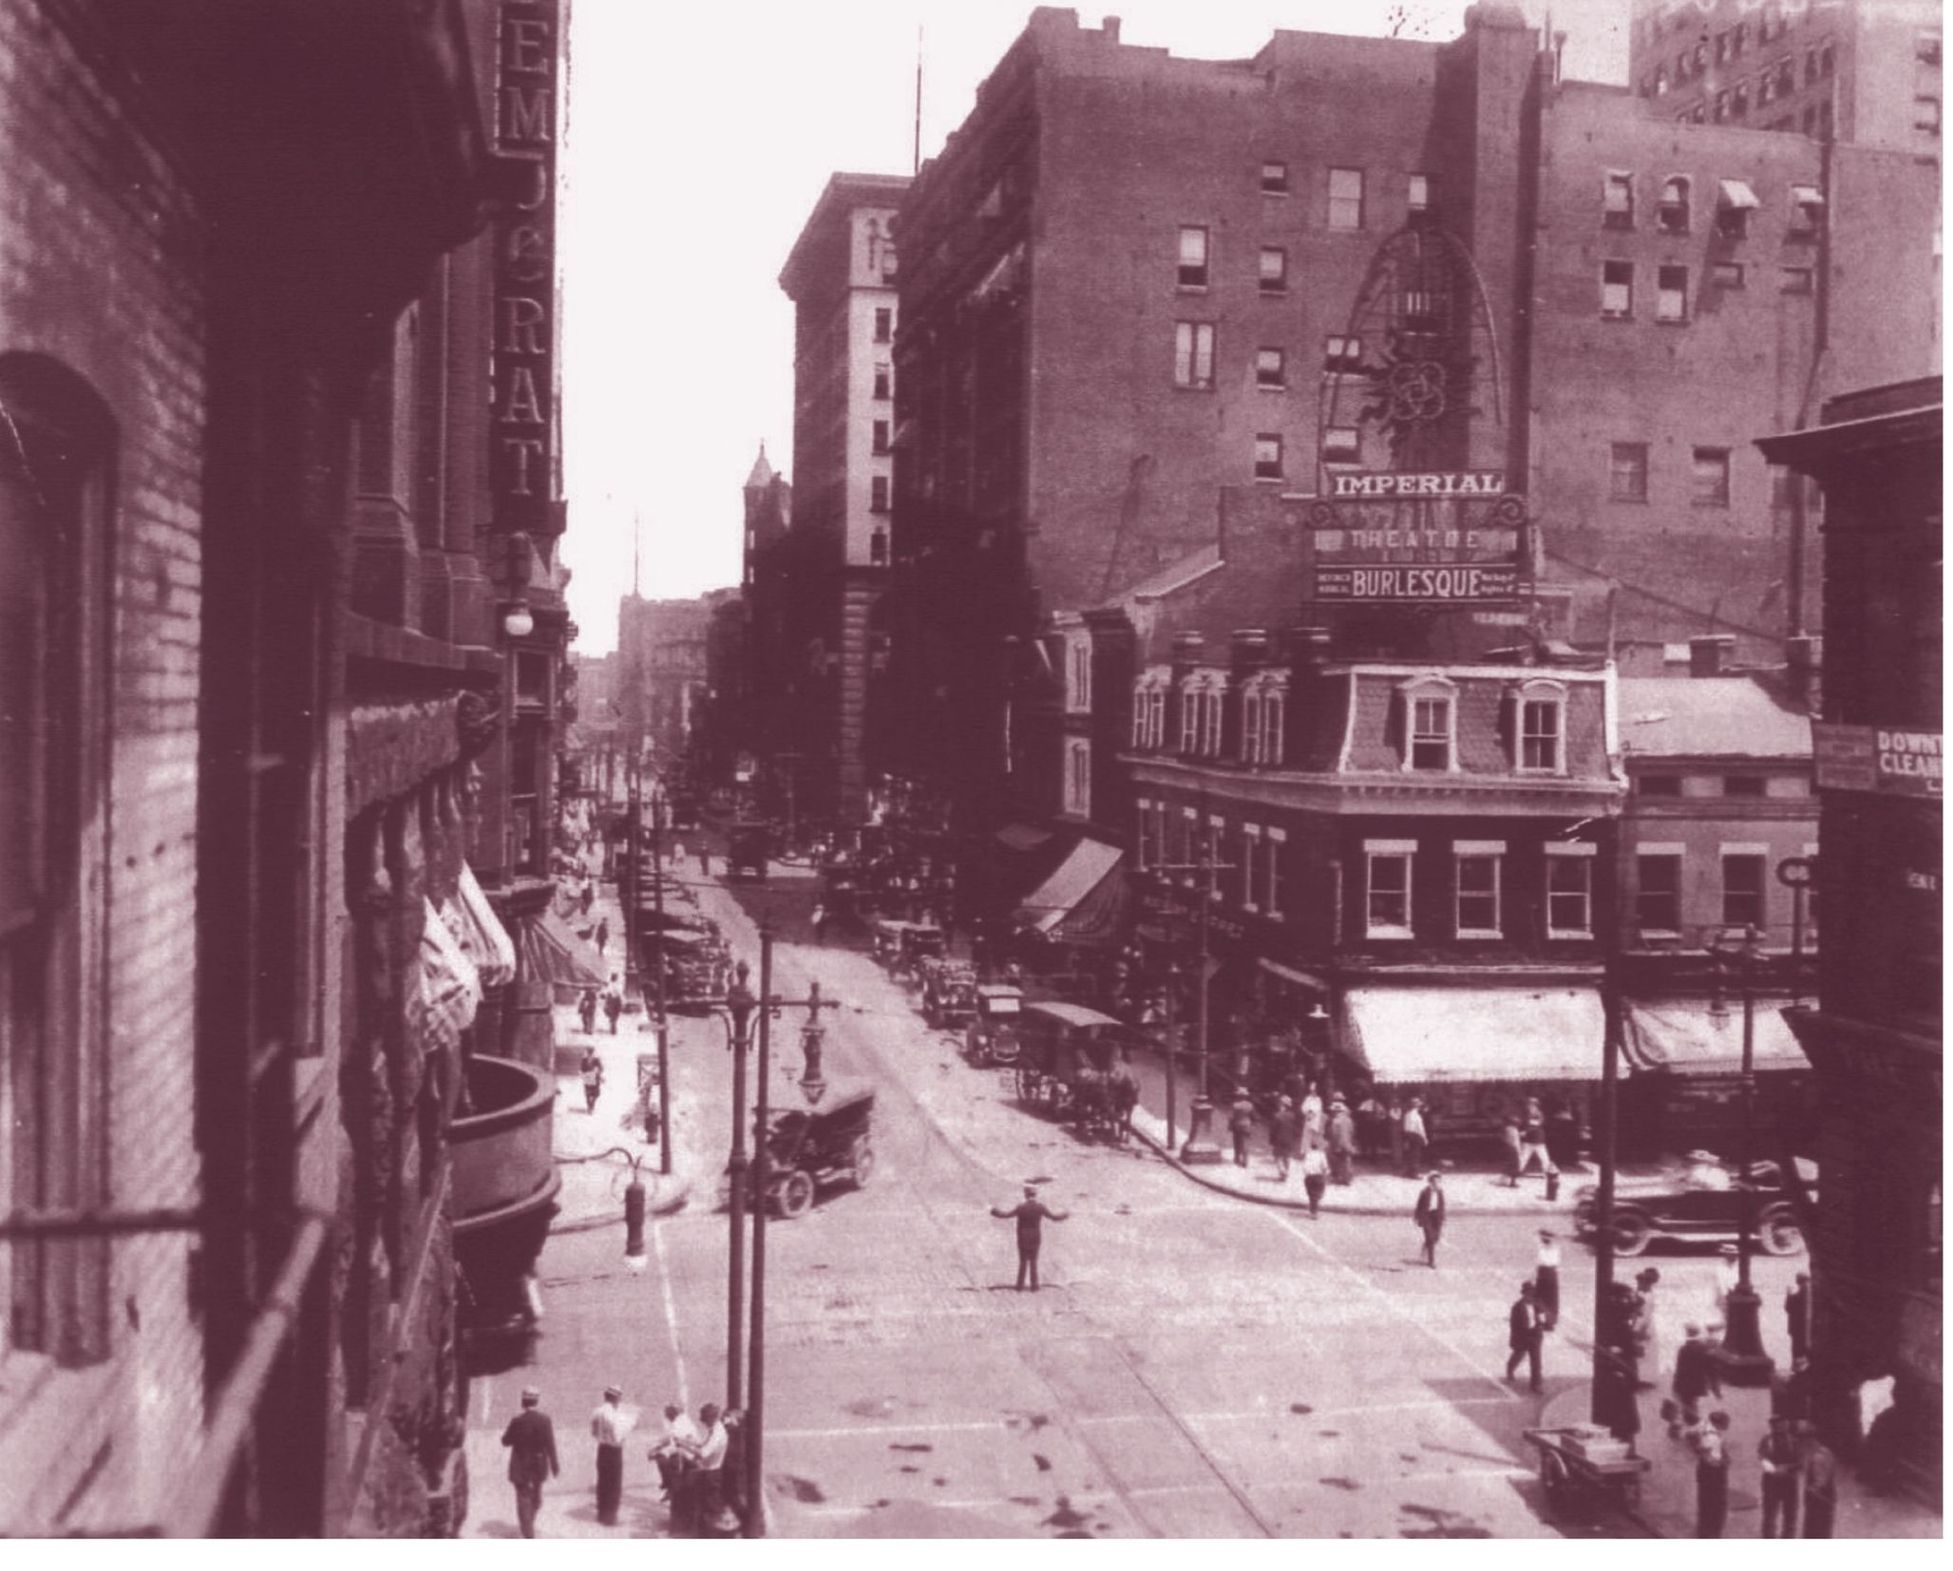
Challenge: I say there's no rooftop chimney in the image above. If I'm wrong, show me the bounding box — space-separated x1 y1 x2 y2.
1785 635 1821 709
1689 634 1737 678
1103 15 1121 42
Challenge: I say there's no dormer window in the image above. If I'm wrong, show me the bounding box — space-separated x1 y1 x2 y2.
1132 668 1169 749
1514 679 1567 774
1399 677 1457 771
1064 632 1092 714
1240 673 1289 766
1180 669 1228 757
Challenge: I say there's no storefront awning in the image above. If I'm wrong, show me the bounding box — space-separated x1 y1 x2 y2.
524 908 609 991
1258 956 1328 991
1014 838 1128 942
1342 986 1603 1085
1622 1000 1810 1077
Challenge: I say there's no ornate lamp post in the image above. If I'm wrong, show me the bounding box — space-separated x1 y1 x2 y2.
1706 924 1775 1386
720 959 758 1407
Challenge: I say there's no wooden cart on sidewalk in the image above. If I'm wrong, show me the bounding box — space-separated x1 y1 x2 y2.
1521 1426 1650 1520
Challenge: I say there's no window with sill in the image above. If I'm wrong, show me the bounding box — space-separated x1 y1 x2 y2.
1322 425 1361 466
873 362 891 400
1637 774 1683 796
1603 172 1635 228
1721 850 1767 929
1253 433 1284 482
1516 685 1565 773
870 474 890 513
1327 168 1364 231
1065 635 1092 714
1723 774 1767 797
1264 827 1287 918
1454 846 1504 938
1174 321 1216 389
1601 260 1633 319
1177 226 1210 289
1408 173 1433 214
1546 845 1596 937
1789 184 1825 236
1712 260 1746 289
869 529 888 566
1656 264 1689 323
1240 824 1260 909
1202 687 1225 757
1063 739 1092 818
872 419 891 455
1691 446 1731 507
1256 347 1286 390
1658 176 1690 233
1258 246 1289 294
1399 678 1456 771
2 357 115 1367
873 307 893 343
1261 161 1290 195
1135 798 1154 869
1323 335 1363 372
1365 842 1415 938
1635 851 1683 934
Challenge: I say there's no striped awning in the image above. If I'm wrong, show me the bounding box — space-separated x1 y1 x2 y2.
1014 839 1130 944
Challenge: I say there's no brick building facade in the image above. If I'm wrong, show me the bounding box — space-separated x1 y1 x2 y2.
1 0 571 1534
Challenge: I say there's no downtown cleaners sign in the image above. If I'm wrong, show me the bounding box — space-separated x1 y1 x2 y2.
1306 471 1528 603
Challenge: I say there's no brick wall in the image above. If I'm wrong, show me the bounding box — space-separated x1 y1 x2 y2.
0 0 208 1528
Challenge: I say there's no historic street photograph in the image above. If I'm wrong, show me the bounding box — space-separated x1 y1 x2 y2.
0 0 1941 1543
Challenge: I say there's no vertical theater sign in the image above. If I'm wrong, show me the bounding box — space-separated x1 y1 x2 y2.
1309 219 1530 607
493 0 561 531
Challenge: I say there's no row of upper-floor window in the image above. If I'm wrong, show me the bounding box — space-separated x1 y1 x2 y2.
1631 844 1818 940
1632 769 1812 798
1598 258 1816 323
1135 799 1289 918
1599 173 1820 236
1643 32 1834 98
1131 675 1570 776
1607 442 1826 512
1172 324 1365 392
1360 839 1597 941
1174 169 1421 285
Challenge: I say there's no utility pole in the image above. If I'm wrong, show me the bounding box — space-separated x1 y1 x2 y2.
651 782 672 1171
1149 828 1233 1164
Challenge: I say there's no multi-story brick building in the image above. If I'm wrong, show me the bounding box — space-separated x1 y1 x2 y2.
1 0 571 1533
616 592 734 769
774 173 911 826
1613 648 1819 1152
1630 0 1943 150
1765 375 1940 1490
883 4 1937 853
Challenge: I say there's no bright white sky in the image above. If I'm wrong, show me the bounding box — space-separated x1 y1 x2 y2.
559 0 1631 653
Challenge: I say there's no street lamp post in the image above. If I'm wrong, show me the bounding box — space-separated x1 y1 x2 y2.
1707 924 1775 1387
650 785 673 1172
721 959 758 1408
742 932 838 1537
1149 839 1232 1164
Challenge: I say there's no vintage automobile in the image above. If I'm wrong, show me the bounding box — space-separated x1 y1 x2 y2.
726 822 769 883
963 983 1024 1066
1014 1000 1145 1140
870 918 945 982
920 959 979 1029
745 1088 876 1219
1571 1152 1815 1257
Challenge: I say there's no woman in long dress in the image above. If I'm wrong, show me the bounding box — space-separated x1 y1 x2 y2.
1633 1267 1663 1389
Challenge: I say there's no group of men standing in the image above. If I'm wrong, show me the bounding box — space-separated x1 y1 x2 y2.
498 1385 740 1537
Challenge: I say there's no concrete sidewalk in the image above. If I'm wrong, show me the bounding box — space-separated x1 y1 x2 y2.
1127 1103 1582 1219
1537 1380 1942 1538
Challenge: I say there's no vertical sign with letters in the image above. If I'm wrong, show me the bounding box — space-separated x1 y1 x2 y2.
493 0 561 531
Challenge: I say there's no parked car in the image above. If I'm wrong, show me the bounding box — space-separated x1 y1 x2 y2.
1572 1153 1816 1257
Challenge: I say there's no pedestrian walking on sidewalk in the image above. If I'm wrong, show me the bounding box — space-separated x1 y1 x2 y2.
1518 1096 1557 1178
1505 1281 1543 1392
1268 1097 1298 1179
501 1386 560 1539
650 1402 700 1502
1633 1268 1663 1387
1759 1411 1802 1537
1533 1229 1562 1330
1228 1094 1255 1168
1691 1410 1732 1538
580 1046 604 1113
604 978 623 1035
698 845 710 876
590 1385 635 1526
1300 1143 1329 1217
1413 1172 1446 1267
1798 1422 1838 1537
1402 1099 1429 1177
1500 1118 1524 1186
579 987 598 1035
991 1184 1068 1291
1385 1096 1404 1169
1326 1096 1356 1185
594 917 609 956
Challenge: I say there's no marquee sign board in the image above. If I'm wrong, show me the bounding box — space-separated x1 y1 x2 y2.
1305 472 1529 603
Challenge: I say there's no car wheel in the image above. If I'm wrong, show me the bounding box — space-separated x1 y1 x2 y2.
1611 1211 1653 1257
1758 1204 1805 1256
777 1169 816 1219
1572 1198 1597 1236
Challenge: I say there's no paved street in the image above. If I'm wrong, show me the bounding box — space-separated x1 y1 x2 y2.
464 859 1808 1540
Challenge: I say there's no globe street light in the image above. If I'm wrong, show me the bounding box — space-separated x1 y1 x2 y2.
1706 924 1775 1387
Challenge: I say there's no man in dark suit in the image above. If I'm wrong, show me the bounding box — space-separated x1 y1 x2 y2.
502 1386 560 1538
1785 1272 1813 1364
1505 1281 1544 1392
1413 1172 1445 1267
991 1184 1069 1291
